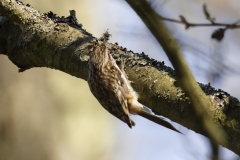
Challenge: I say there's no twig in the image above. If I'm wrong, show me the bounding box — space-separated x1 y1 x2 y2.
158 15 240 29
157 3 240 41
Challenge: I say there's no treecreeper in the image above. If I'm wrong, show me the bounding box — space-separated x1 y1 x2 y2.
87 31 181 134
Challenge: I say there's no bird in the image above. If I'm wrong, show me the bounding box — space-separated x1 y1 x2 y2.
87 32 181 134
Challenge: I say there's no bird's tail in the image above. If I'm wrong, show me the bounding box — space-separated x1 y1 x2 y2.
138 106 182 134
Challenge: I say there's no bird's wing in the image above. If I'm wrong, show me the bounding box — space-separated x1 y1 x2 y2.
101 56 135 128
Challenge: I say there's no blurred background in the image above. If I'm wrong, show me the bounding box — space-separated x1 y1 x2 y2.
1 0 240 159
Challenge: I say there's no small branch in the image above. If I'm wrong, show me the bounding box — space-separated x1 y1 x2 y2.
159 15 239 41
158 3 240 30
125 0 239 157
159 15 240 29
157 3 240 41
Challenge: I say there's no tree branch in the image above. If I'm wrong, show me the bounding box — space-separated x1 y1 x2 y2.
125 0 240 157
157 3 240 41
158 16 240 29
0 0 240 156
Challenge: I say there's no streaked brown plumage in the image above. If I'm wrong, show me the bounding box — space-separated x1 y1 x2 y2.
87 35 181 133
